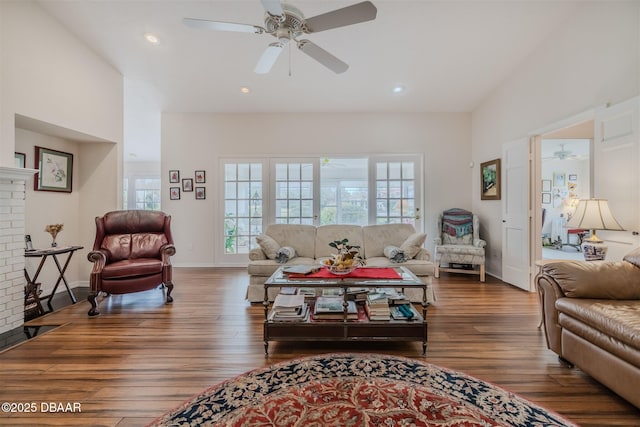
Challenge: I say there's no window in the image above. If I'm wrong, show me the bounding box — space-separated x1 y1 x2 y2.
123 176 161 211
224 162 263 254
221 155 421 258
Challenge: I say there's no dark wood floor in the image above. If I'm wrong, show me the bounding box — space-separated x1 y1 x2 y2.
0 268 638 426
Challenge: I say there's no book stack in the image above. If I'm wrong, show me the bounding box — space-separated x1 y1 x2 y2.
364 292 390 320
269 294 309 322
347 287 369 302
377 288 410 306
390 304 419 320
313 296 358 320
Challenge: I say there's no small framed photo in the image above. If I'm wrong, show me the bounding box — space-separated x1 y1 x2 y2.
195 170 206 183
169 170 180 183
480 158 501 200
568 174 577 181
182 178 193 192
170 187 180 200
34 146 73 192
195 187 206 200
553 172 565 187
542 193 551 204
14 152 26 168
541 179 551 192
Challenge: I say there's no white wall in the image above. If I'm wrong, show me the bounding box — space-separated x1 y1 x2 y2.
0 0 124 290
472 1 640 277
162 112 471 266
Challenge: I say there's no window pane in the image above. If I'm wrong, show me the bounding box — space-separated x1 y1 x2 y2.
402 162 414 179
238 164 250 180
250 163 262 180
389 162 401 179
276 164 287 180
225 182 236 199
225 200 236 216
237 181 250 199
288 163 300 180
225 164 236 181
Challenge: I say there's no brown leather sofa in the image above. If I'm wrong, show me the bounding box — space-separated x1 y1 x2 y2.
537 250 640 408
87 210 176 316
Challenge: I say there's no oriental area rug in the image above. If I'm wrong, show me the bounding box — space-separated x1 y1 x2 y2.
149 353 576 427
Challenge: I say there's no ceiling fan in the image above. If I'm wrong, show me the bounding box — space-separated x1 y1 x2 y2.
543 144 581 160
183 1 377 74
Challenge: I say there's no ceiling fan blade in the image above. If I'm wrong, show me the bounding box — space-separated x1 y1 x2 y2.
183 18 264 34
255 43 284 74
297 40 348 74
261 0 284 18
304 1 377 33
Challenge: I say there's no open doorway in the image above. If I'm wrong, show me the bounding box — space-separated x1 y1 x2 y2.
539 121 593 260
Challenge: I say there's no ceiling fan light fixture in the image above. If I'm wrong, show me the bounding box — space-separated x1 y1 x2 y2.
240 87 251 94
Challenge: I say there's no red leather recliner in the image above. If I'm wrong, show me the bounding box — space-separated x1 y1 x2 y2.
87 210 176 316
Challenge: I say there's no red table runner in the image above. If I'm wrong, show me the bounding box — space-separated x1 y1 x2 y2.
287 267 402 280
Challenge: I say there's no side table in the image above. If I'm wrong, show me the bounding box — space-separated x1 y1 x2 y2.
24 245 83 315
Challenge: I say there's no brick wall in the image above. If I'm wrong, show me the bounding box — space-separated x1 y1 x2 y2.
0 168 34 334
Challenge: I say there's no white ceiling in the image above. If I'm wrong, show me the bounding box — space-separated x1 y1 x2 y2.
37 0 582 114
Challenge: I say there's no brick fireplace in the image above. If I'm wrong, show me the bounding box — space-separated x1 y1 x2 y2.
0 167 37 334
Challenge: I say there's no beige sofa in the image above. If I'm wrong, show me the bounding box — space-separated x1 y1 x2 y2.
536 251 640 408
247 223 435 303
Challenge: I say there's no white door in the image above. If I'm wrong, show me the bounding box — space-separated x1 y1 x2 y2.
502 138 532 291
593 97 640 259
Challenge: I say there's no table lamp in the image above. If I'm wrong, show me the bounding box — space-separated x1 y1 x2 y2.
565 198 624 260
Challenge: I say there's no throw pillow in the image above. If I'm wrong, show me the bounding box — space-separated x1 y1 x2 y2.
383 245 408 263
623 246 640 268
256 234 280 260
400 232 427 259
275 246 297 264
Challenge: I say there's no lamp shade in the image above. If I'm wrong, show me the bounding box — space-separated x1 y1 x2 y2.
565 199 624 231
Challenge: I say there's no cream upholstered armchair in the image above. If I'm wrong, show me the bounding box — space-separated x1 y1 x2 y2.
434 208 486 282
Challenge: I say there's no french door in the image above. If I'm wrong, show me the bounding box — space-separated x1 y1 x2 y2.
219 155 423 264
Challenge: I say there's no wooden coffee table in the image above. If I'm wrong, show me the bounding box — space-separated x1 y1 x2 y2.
263 266 429 357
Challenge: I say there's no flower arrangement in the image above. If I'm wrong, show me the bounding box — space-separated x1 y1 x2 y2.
323 238 366 274
45 223 63 247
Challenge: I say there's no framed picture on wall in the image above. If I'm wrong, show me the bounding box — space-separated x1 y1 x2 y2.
195 170 206 183
553 172 565 187
169 170 180 183
170 187 180 200
182 178 193 192
14 152 26 168
568 174 577 181
542 193 551 204
34 146 73 193
480 158 501 200
195 187 206 200
541 179 551 192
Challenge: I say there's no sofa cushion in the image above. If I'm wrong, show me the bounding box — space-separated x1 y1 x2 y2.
264 224 316 258
275 246 296 263
401 232 428 259
556 299 640 363
362 224 421 258
542 260 640 299
256 234 280 259
315 225 364 258
623 246 640 268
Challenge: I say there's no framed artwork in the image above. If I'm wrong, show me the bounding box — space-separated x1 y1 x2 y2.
480 158 501 200
541 179 551 192
14 152 26 168
542 193 551 204
169 170 180 183
568 174 577 181
182 178 193 192
553 172 565 187
170 187 180 200
195 187 206 200
34 146 73 193
195 170 206 183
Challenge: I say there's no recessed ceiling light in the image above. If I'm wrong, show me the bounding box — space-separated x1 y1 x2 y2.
240 87 251 94
392 85 406 94
144 33 159 44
